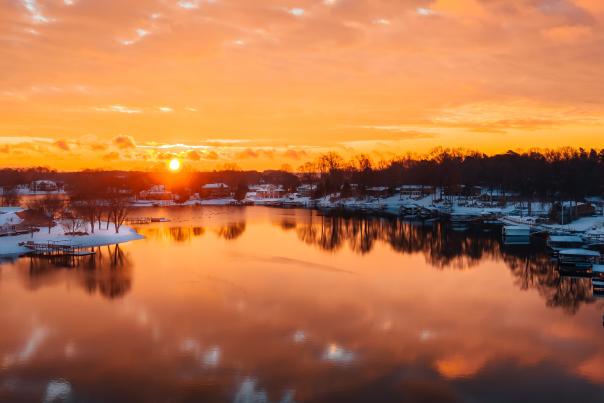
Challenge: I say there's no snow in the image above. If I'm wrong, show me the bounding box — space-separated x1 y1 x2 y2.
201 183 229 189
0 211 23 226
548 235 583 243
558 248 600 257
0 221 143 257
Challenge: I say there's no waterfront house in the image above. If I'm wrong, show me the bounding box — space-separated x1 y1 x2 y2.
200 183 231 199
365 186 390 198
139 185 174 201
249 184 286 199
398 185 433 199
30 180 63 193
296 184 317 198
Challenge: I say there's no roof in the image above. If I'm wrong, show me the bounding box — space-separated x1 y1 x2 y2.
593 265 604 273
549 235 584 243
202 183 229 189
558 248 600 257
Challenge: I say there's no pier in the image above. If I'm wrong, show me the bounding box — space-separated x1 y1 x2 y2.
19 240 96 257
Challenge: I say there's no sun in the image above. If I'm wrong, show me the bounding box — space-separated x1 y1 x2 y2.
168 158 181 172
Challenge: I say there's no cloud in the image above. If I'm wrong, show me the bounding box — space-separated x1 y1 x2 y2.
185 149 202 160
102 151 120 161
284 149 308 160
112 135 136 149
22 0 51 23
95 105 143 114
288 8 305 17
53 139 70 151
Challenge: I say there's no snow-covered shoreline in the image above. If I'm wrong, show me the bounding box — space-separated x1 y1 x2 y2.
129 194 604 238
0 221 143 258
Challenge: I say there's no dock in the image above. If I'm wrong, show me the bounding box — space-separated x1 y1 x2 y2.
19 241 96 257
0 225 39 237
124 217 170 225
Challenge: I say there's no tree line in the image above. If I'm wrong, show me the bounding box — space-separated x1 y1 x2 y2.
1 147 603 203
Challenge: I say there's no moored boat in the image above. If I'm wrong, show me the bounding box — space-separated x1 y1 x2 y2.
547 235 584 252
558 248 601 274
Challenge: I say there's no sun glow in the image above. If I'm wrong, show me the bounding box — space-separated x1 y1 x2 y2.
168 158 181 172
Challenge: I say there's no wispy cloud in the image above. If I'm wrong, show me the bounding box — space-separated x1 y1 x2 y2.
95 105 143 114
22 0 51 23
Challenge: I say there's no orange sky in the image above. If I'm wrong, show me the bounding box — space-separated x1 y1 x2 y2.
1 0 604 170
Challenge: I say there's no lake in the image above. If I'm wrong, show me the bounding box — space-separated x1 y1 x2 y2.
1 207 603 403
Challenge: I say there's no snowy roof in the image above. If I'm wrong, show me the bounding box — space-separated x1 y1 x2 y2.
593 265 604 273
398 185 430 189
202 183 229 189
250 184 284 191
366 186 388 191
548 235 584 243
558 248 600 257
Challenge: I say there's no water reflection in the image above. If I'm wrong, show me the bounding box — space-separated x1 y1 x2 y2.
215 222 246 240
289 212 597 314
1 208 604 402
15 244 132 299
135 226 206 243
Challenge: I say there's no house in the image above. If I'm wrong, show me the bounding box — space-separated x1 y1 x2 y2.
200 183 231 199
365 186 390 198
296 184 317 198
477 189 518 203
249 184 287 199
30 180 62 193
139 185 174 200
399 185 433 199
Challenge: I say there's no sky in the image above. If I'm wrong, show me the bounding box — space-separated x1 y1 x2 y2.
1 0 604 171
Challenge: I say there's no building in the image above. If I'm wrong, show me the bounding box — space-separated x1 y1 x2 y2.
399 185 433 199
30 180 62 193
365 186 391 198
249 184 287 199
477 189 518 203
139 185 174 200
296 184 317 198
200 183 231 199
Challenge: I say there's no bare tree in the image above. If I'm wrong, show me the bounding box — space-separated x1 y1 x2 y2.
60 211 86 235
28 194 64 233
0 185 20 206
107 189 130 233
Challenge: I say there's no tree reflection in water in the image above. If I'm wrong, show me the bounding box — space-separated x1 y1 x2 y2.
16 244 133 299
215 222 246 240
135 226 205 243
290 211 597 314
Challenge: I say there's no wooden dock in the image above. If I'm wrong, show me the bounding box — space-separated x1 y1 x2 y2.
0 225 39 237
125 217 170 225
19 241 96 257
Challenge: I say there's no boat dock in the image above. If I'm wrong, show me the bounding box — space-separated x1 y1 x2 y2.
19 241 96 257
0 225 39 237
125 217 170 225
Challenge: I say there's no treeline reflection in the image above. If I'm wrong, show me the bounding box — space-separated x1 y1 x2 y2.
15 244 132 300
135 222 246 242
289 212 597 314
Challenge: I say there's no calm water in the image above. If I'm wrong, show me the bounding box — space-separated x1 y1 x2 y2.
1 207 603 403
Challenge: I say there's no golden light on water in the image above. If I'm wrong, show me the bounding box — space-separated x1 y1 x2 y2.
168 158 181 172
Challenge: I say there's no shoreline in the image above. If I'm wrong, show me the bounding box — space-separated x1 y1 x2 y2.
130 197 604 238
0 222 144 259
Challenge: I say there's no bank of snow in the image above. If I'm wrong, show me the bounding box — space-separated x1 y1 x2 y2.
0 223 143 258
